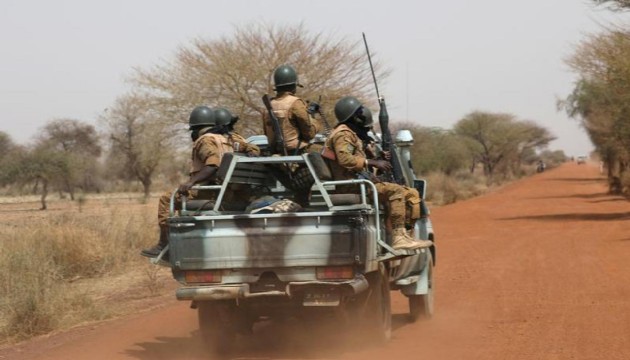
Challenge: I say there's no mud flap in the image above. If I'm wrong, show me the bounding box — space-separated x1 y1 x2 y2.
400 256 430 296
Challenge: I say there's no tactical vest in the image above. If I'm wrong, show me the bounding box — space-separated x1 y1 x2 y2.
190 133 233 175
265 94 305 152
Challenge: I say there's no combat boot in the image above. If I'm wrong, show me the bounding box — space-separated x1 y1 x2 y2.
141 226 169 259
391 228 432 250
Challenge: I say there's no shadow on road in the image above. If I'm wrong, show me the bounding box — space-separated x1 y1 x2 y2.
125 314 415 360
544 177 604 182
499 212 630 222
527 192 611 200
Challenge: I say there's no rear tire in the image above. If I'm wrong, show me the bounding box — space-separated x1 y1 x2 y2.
365 263 392 342
409 252 434 322
197 301 236 355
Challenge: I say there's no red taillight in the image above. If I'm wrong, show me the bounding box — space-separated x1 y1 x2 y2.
184 270 222 284
316 266 354 280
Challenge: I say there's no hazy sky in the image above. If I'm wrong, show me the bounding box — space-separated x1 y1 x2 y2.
1 0 629 156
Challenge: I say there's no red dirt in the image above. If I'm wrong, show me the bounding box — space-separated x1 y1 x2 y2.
2 162 630 360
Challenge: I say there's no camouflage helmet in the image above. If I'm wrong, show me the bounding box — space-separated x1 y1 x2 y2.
188 106 215 129
334 96 363 124
273 64 299 88
213 107 234 126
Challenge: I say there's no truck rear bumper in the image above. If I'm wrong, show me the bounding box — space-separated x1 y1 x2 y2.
176 275 369 301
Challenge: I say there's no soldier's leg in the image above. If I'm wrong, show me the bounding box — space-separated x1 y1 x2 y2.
401 185 432 247
403 186 421 232
141 191 179 258
375 183 430 250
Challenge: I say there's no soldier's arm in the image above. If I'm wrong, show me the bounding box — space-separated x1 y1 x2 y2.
179 138 221 193
180 166 218 194
290 99 317 141
332 132 367 172
231 133 260 156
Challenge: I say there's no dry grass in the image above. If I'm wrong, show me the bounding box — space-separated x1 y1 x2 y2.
0 194 173 343
425 171 489 205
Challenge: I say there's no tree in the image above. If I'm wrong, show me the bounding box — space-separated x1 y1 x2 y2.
406 126 469 176
2 146 69 210
593 0 630 10
0 131 15 160
131 22 388 136
454 111 555 178
561 29 630 192
36 119 102 199
100 94 179 198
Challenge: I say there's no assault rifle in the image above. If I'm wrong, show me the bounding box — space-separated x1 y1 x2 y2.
314 95 333 136
262 94 288 156
362 33 406 185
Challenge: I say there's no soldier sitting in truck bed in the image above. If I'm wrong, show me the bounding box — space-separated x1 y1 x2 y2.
141 106 259 259
322 96 432 251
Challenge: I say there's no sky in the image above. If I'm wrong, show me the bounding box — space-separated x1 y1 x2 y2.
1 0 629 157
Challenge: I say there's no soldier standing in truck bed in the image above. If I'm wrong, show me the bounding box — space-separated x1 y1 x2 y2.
323 96 432 251
262 64 320 155
262 64 321 206
141 106 259 259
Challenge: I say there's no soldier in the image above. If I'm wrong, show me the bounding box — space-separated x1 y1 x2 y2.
262 64 320 155
323 96 432 250
361 107 425 236
262 64 321 206
141 106 260 258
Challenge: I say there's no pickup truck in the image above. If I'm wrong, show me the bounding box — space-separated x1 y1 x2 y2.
153 130 436 353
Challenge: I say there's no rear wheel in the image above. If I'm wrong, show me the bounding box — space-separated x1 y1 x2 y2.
364 263 392 341
409 252 434 322
197 301 236 355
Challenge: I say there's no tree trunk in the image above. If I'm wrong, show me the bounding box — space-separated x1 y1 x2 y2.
40 178 49 210
141 177 152 199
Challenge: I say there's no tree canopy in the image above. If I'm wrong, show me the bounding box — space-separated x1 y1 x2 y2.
131 22 388 136
561 29 630 191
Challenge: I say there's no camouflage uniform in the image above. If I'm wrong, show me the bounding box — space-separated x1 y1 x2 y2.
262 92 319 154
324 124 408 229
262 92 321 206
364 142 422 228
157 131 260 226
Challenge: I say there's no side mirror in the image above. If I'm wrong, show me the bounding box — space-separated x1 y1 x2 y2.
413 179 427 199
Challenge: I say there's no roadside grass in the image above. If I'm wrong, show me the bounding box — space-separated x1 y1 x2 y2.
425 170 489 205
0 197 170 343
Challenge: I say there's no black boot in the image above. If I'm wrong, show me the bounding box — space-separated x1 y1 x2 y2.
141 226 169 259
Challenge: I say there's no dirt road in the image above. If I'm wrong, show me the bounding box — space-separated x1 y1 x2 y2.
3 162 630 359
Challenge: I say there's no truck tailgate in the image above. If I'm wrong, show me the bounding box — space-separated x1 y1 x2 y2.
168 212 366 270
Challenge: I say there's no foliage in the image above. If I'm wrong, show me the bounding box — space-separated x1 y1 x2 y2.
1 146 70 209
561 29 630 192
36 119 102 198
593 0 630 11
406 126 469 176
100 94 180 198
131 22 389 136
453 111 555 178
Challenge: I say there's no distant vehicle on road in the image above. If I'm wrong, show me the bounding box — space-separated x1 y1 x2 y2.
577 156 587 165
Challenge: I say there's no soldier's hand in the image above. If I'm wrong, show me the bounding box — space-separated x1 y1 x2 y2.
246 150 258 157
306 101 320 115
381 150 392 161
177 182 193 195
367 159 392 172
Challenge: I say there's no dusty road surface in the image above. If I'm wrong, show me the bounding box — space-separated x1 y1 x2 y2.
3 162 630 359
